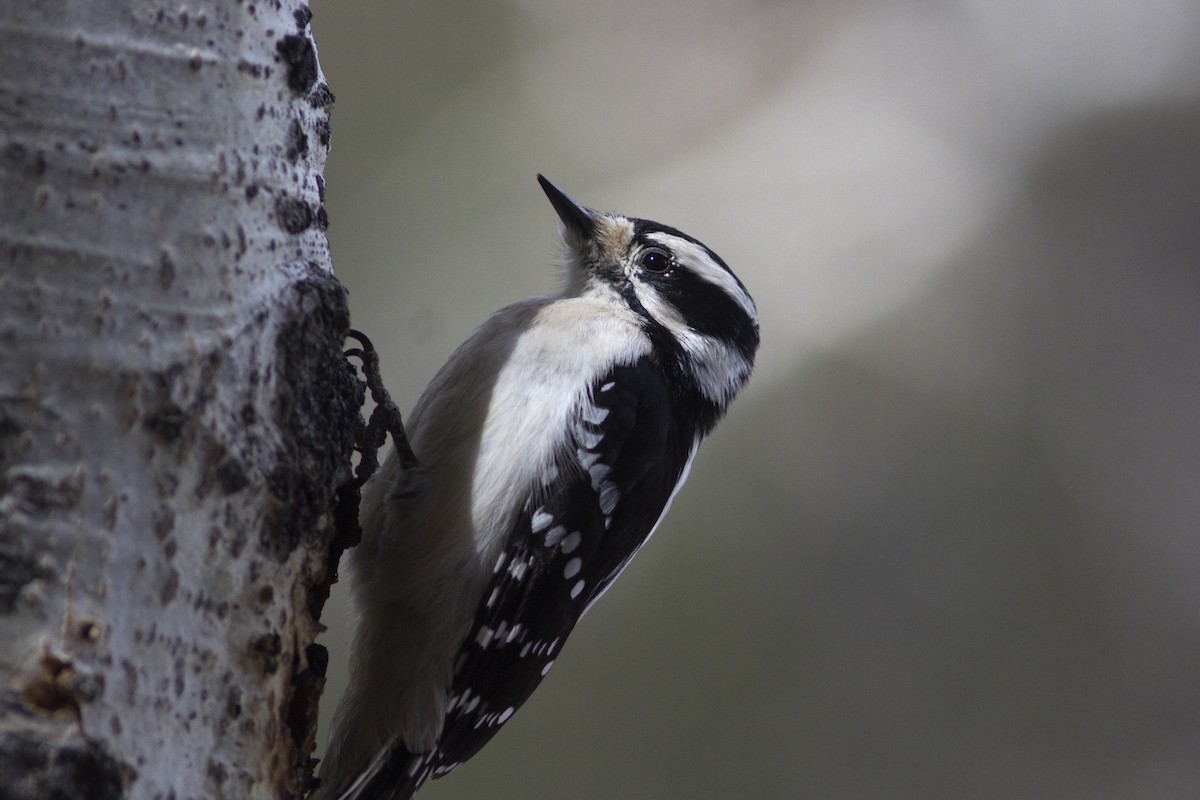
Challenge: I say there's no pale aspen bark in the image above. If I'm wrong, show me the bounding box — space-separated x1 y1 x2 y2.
0 2 357 798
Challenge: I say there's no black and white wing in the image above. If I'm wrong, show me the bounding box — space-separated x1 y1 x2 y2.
412 356 698 789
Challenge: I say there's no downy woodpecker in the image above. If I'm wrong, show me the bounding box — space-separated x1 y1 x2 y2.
317 176 759 800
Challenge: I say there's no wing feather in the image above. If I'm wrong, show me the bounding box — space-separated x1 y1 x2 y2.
422 357 695 775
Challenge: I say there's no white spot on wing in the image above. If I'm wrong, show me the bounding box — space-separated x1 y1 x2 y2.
545 525 567 547
576 427 603 449
570 579 585 599
582 403 610 425
498 707 515 724
476 626 495 649
578 448 601 469
598 484 619 515
577 410 621 520
588 461 611 482
560 530 582 553
541 660 555 676
563 557 581 578
531 508 553 533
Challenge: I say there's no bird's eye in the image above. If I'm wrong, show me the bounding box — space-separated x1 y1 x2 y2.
638 248 672 274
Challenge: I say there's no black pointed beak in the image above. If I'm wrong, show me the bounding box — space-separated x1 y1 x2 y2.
537 174 596 240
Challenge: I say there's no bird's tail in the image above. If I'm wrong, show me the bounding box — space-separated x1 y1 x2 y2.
312 740 433 800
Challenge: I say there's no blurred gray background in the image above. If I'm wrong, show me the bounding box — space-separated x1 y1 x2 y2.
309 1 1200 797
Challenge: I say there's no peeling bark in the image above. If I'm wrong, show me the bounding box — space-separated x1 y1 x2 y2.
0 3 355 798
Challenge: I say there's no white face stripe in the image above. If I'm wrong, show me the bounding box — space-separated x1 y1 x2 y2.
629 267 754 404
680 331 754 404
645 232 758 324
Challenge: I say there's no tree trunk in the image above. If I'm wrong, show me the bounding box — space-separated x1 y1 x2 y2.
0 3 356 798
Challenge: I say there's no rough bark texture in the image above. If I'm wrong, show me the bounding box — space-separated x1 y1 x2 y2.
0 2 355 798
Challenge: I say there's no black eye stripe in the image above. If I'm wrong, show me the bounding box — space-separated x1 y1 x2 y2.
632 222 753 304
626 218 759 364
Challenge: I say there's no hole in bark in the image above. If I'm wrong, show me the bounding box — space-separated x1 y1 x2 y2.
22 653 80 716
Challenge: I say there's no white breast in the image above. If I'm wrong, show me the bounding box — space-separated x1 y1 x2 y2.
465 297 650 557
